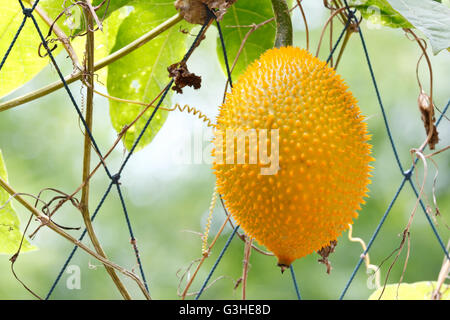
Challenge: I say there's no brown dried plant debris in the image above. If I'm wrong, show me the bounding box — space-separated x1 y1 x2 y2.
418 91 439 150
168 61 202 94
317 240 338 274
174 0 237 24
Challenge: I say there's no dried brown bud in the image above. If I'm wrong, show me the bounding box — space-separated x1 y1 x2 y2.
174 0 237 24
175 0 208 25
317 240 338 274
418 91 439 150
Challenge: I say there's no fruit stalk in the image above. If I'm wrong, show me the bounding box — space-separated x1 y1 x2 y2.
271 0 293 47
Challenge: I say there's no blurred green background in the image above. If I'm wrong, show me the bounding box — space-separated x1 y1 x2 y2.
0 0 449 300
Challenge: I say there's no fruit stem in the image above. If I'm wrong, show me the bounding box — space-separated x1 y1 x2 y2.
271 0 293 47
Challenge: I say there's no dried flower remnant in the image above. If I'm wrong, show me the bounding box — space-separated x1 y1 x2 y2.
168 61 202 94
317 240 338 274
418 91 439 150
175 0 237 24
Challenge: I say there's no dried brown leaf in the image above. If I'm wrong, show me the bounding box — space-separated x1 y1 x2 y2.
418 91 439 150
174 0 237 24
168 61 202 94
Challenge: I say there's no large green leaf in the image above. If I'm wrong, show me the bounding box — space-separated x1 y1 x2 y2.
349 0 412 28
0 0 79 98
369 281 450 300
216 0 277 79
386 0 450 54
107 1 191 151
349 0 450 54
0 150 35 254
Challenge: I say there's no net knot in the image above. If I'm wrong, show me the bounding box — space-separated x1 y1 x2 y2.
403 169 413 180
23 8 33 17
111 173 121 185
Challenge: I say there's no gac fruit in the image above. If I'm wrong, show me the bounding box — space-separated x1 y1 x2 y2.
212 46 373 267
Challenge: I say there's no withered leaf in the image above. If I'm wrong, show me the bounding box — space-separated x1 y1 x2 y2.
174 0 237 24
168 61 202 94
418 91 439 150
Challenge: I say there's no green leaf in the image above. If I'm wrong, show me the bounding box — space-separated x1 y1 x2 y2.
107 1 191 151
349 0 412 28
0 0 81 98
71 5 132 86
92 0 134 21
0 0 130 98
71 0 133 35
217 0 277 79
0 150 36 255
386 0 450 54
369 281 450 300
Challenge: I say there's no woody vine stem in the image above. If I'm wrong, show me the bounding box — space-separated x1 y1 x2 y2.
78 2 132 300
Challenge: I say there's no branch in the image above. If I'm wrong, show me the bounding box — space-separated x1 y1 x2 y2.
432 240 450 300
241 237 253 300
0 13 183 112
0 177 150 300
78 2 133 301
315 6 347 58
181 214 232 300
26 0 81 70
296 0 309 51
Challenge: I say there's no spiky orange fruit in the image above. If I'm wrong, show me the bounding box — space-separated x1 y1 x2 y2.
212 46 373 267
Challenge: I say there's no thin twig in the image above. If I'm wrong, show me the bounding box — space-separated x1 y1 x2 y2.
9 211 41 299
241 237 253 300
396 230 411 299
329 12 333 67
0 177 151 299
296 0 309 51
26 0 81 71
219 196 274 256
181 214 232 299
334 26 352 69
432 240 450 300
378 149 429 299
405 29 434 152
315 7 347 58
425 146 450 158
405 28 433 112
